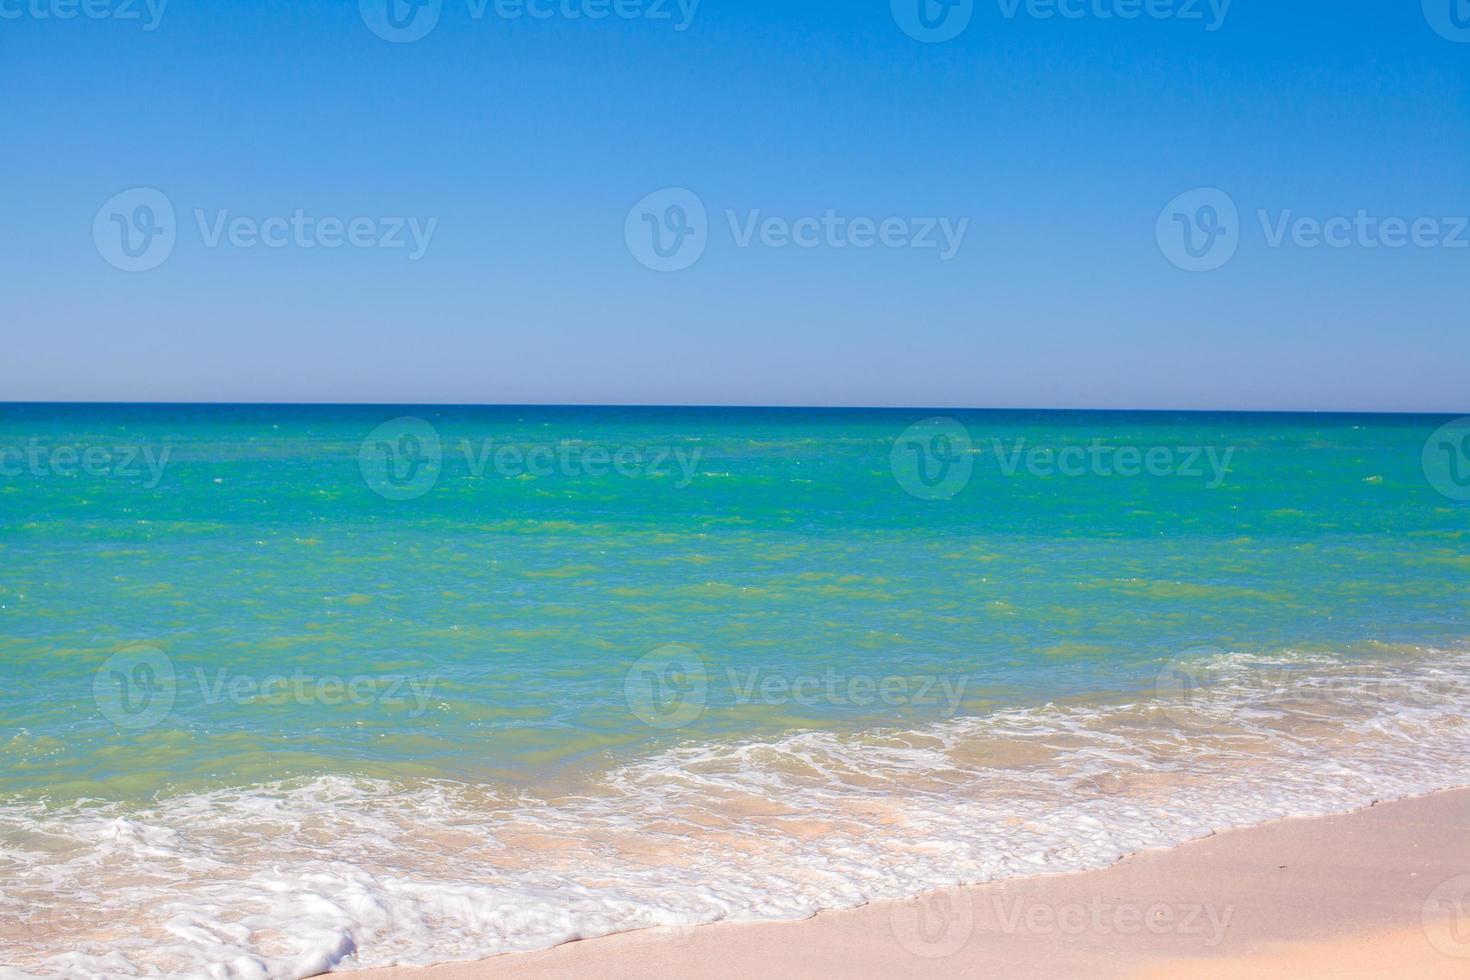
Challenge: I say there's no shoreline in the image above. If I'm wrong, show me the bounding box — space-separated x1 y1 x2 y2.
345 785 1470 979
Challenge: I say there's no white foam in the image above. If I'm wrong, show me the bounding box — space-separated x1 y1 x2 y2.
3 647 1469 978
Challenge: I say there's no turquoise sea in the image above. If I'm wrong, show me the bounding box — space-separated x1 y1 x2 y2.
2 404 1469 977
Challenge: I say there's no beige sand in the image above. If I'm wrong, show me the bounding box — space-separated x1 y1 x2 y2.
348 788 1470 979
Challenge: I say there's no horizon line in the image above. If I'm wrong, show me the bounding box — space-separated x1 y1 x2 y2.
0 400 1465 417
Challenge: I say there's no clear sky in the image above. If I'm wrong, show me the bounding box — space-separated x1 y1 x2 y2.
4 0 1467 411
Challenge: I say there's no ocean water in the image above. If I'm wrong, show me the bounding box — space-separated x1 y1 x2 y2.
1 404 1468 977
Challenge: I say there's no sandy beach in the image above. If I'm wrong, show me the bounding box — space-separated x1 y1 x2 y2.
348 787 1470 980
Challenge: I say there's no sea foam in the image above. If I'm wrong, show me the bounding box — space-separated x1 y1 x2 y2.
3 646 1468 978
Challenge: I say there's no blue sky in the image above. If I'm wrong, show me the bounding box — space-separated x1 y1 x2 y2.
3 0 1467 410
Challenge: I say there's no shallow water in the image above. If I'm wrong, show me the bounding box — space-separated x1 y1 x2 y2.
1 405 1467 976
